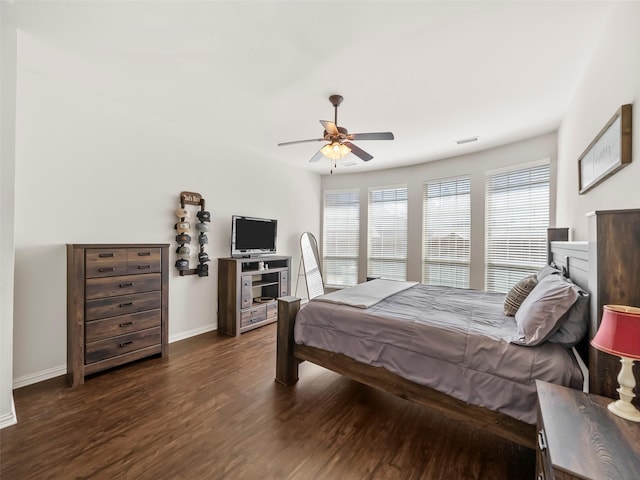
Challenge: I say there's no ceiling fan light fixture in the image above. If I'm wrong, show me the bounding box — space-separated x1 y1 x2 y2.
320 142 351 160
278 94 393 168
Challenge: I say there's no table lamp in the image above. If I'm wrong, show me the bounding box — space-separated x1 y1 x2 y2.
591 305 640 422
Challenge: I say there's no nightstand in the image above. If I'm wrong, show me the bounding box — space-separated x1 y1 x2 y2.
536 380 640 480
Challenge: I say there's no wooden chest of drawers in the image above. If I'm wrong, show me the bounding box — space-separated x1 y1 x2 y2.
536 380 640 480
67 244 169 387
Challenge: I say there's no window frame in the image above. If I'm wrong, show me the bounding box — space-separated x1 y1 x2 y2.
422 175 471 288
485 159 551 293
322 188 360 288
367 184 408 281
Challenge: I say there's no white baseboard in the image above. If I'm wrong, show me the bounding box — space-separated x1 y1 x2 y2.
13 364 67 389
10 325 218 390
169 323 217 343
0 397 17 430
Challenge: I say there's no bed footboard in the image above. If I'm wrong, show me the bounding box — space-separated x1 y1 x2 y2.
274 296 535 448
275 296 301 386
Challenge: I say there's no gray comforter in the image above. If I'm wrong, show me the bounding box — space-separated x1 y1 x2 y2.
294 283 583 424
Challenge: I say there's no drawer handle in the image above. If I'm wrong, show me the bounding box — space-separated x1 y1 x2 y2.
538 429 547 452
99 253 114 258
138 252 151 256
119 282 134 288
119 341 133 348
98 267 115 272
119 321 133 327
119 302 134 307
138 265 151 270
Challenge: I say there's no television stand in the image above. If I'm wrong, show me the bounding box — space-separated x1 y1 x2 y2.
217 255 291 336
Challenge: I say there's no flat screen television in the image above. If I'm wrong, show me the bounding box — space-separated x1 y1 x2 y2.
231 215 278 257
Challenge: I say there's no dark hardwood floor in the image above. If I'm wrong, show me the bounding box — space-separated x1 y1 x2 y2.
1 324 535 479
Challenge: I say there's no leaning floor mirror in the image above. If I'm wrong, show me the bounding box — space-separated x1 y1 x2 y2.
300 232 325 300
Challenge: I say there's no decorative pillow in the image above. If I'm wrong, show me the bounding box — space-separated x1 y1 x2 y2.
512 274 580 346
548 288 590 347
536 264 563 281
503 274 538 316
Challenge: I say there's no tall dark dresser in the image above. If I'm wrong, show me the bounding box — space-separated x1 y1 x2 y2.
587 209 640 399
67 243 169 386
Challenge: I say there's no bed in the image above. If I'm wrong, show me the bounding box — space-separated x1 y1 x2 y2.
275 216 640 449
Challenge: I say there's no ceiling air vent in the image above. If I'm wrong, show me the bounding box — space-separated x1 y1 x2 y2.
455 136 479 145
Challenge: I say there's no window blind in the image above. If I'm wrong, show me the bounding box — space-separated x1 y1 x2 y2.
368 186 408 281
423 177 471 288
323 189 360 287
485 163 550 293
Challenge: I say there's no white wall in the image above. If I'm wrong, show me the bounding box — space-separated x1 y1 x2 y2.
11 34 320 386
9 0 638 397
321 132 558 290
556 2 640 239
1 2 18 428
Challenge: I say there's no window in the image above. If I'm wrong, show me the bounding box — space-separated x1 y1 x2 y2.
485 161 550 293
368 186 408 281
323 189 360 287
423 176 471 288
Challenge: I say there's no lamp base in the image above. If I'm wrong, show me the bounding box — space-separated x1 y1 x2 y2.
608 399 640 422
607 357 640 422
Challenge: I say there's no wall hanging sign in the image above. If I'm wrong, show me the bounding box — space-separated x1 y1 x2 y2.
174 191 211 277
578 104 632 194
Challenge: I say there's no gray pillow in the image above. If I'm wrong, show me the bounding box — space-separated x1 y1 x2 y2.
536 264 562 281
512 274 580 346
503 274 538 316
547 288 590 347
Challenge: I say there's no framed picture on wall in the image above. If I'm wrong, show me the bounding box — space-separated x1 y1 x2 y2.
578 104 632 194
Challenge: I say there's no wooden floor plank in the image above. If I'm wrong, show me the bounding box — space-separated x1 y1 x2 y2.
1 324 535 479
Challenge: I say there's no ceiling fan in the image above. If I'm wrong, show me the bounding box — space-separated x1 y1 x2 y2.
278 94 394 171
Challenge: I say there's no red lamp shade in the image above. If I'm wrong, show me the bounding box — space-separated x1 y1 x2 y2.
591 305 640 360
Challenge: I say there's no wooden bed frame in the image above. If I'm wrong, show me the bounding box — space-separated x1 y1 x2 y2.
275 210 640 449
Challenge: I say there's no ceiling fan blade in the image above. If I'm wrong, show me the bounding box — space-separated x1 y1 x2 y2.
349 132 395 141
309 150 325 163
344 142 373 162
278 138 324 146
320 120 339 136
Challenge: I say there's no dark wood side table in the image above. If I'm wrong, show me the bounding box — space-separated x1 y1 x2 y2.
536 380 640 480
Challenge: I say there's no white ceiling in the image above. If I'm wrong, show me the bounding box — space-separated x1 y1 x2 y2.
11 1 613 174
